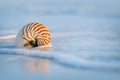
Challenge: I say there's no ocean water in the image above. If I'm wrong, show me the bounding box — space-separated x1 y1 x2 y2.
0 0 120 80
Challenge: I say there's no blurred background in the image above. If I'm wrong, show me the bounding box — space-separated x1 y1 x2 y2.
0 0 120 80
0 0 120 31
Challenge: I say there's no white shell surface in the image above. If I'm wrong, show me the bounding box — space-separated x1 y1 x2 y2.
15 28 26 48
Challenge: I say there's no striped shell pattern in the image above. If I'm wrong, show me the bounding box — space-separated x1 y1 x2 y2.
15 22 51 48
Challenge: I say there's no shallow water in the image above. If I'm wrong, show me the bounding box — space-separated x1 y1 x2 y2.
0 0 120 80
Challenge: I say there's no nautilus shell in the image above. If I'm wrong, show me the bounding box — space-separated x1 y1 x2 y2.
15 22 52 48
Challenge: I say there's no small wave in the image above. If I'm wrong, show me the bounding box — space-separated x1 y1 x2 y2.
0 48 120 72
0 31 17 36
0 30 80 40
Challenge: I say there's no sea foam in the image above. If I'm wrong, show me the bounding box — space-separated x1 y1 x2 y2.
0 48 120 72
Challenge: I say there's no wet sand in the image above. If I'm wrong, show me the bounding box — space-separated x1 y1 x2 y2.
0 54 120 80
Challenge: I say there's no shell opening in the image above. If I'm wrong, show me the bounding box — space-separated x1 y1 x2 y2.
29 39 38 47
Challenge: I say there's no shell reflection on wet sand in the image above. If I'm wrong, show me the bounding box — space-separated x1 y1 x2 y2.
24 58 50 73
1 56 50 73
23 46 51 73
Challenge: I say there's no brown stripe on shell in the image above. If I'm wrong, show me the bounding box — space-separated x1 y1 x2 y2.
28 23 34 37
34 26 46 33
26 23 32 39
29 23 39 36
21 26 29 41
32 23 43 31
